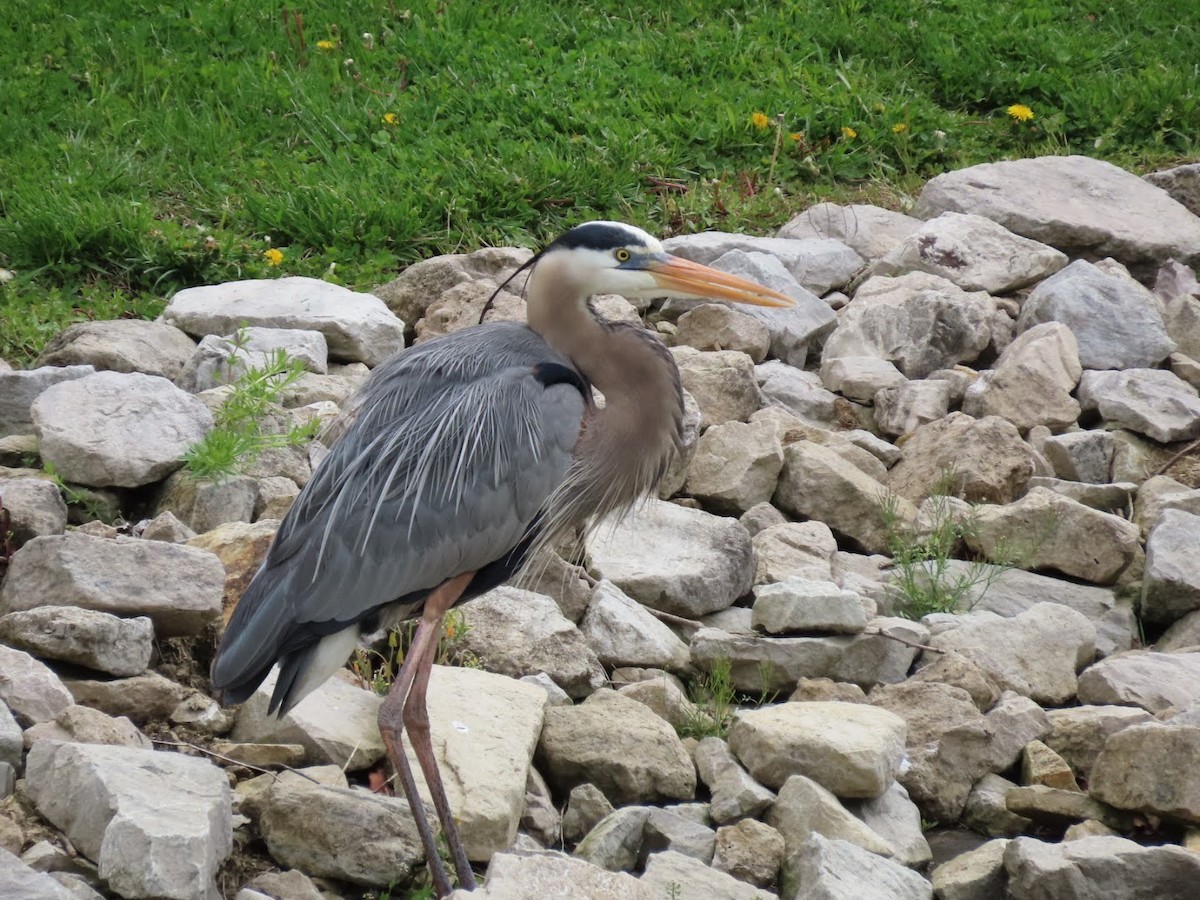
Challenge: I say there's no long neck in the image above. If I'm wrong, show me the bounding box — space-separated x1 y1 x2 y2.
526 255 684 531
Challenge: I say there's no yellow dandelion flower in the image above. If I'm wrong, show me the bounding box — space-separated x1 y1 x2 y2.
750 111 770 130
263 248 283 266
841 126 857 140
316 39 337 51
892 122 909 134
382 112 399 125
1006 103 1034 122
789 132 804 143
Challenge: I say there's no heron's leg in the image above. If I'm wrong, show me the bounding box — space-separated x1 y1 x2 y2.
405 614 477 890
379 613 451 896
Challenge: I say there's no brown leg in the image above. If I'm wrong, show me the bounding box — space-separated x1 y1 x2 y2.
377 572 476 897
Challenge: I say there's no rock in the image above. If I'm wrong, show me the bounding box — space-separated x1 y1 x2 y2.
924 603 1096 705
22 704 151 751
245 869 324 900
0 532 224 637
31 371 211 488
874 380 951 437
820 356 907 404
35 320 198 383
0 365 95 439
575 805 650 870
1089 723 1200 823
1043 705 1154 779
0 646 73 726
961 774 1031 837
1146 163 1200 217
641 849 774 900
1021 741 1080 791
180 328 328 392
752 521 838 585
0 848 80 900
847 781 932 869
873 211 1067 293
887 413 1037 504
169 693 237 735
1026 477 1134 516
538 690 696 805
982 691 1053 772
966 490 1139 585
163 277 405 366
0 477 66 546
706 250 840 367
1142 510 1200 623
907 651 1001 711
869 681 992 822
207 741 305 768
713 818 785 887
931 839 1008 900
663 232 863 295
694 737 776 825
24 741 231 900
789 677 867 704
1076 650 1200 713
521 765 560 848
789 833 933 900
728 701 906 797
457 587 606 698
752 578 869 635
775 440 912 554
779 203 923 261
256 777 422 887
156 471 258 534
563 783 615 843
1017 260 1174 369
690 627 850 692
1005 785 1131 831
916 156 1200 276
1078 368 1200 443
448 850 641 900
139 510 197 543
0 607 152 677
1003 834 1200 899
253 476 299 521
684 418 784 515
374 245 532 328
641 808 716 865
587 499 754 618
676 304 771 362
1134 475 1200 537
63 671 192 724
581 580 691 672
767 774 895 858
414 280 525 343
187 519 278 626
672 347 761 428
1039 431 1114 484
755 363 845 430
740 501 788 536
617 677 704 731
822 272 993 378
961 323 1082 431
231 668 385 770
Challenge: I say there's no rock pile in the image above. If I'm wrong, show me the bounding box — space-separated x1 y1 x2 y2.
2 155 1200 898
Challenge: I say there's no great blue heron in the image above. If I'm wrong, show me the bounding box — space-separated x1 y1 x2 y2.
210 221 793 895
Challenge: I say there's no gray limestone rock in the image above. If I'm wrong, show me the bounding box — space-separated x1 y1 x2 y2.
1146 163 1200 218
931 839 1009 900
0 646 74 725
0 532 224 637
1003 834 1200 900
0 365 95 439
1040 431 1114 484
694 736 776 825
163 276 405 366
574 806 651 871
820 356 907 404
1078 368 1200 443
778 203 922 262
675 303 771 363
1089 723 1200 823
0 607 152 677
1044 705 1154 779
962 323 1082 431
32 371 212 488
752 578 869 635
563 783 616 844
752 521 838 586
788 833 933 900
874 380 951 437
961 775 1032 837
0 848 79 900
24 741 231 900
1142 510 1200 624
35 320 198 383
581 580 691 672
1076 650 1200 713
0 477 67 547
641 849 775 900
690 627 851 692
672 347 761 428
847 780 932 869
767 774 896 858
662 232 863 295
63 671 192 724
684 418 784 516
713 818 785 888
180 327 328 392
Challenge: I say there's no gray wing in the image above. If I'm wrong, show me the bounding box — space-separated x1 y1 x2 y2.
212 322 586 693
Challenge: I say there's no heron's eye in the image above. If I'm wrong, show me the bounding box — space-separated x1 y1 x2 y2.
614 248 631 263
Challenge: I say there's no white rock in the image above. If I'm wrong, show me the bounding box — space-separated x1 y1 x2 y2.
0 365 94 439
662 232 863 295
0 607 152 677
962 323 1082 431
1078 368 1200 442
874 380 951 436
1076 650 1200 713
641 850 774 900
819 356 907 404
0 646 74 725
766 774 895 858
1142 509 1200 624
789 833 933 900
581 580 691 672
751 578 868 635
675 303 771 363
778 203 923 261
756 362 842 428
672 347 761 428
1003 834 1200 899
448 851 643 899
684 418 784 516
0 848 79 900
847 781 932 869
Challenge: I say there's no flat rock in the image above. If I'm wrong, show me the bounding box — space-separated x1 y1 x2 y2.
449 850 642 900
1078 368 1200 443
587 499 754 618
789 833 933 900
1005 785 1131 831
574 806 650 871
163 276 405 366
157 472 259 534
916 155 1200 276
181 327 328 392
63 671 192 724
537 689 696 805
965 489 1139 585
641 849 774 900
1089 722 1200 824
872 211 1067 293
22 704 151 751
187 519 278 626
0 646 74 725
820 356 907 404
1146 162 1200 217
931 839 1008 900
1076 650 1200 713
32 371 212 487
962 323 1082 431
728 701 906 797
0 365 94 439
0 607 152 677
0 532 224 637
641 808 716 865
822 272 993 378
752 521 838 585
457 587 606 698
36 320 198 383
1017 260 1174 369
924 603 1095 705
755 362 843 429
662 232 863 295
231 668 385 770
1003 834 1200 900
690 627 852 692
766 774 895 858
375 245 532 329
778 203 923 261
874 379 951 437
1039 431 1114 484
1142 510 1200 623
24 741 231 900
581 580 691 672
752 578 869 635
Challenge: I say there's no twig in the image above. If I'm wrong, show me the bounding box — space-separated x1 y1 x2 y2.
1151 437 1200 477
150 738 324 784
645 608 705 632
863 626 944 654
646 177 688 194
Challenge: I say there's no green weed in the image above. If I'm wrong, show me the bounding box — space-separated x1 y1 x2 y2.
350 609 480 694
679 657 737 739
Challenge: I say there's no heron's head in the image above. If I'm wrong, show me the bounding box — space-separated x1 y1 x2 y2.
538 221 795 308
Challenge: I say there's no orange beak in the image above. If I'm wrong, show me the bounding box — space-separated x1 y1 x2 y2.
647 254 795 308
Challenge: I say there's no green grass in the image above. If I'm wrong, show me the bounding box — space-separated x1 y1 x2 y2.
2 1 1197 362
